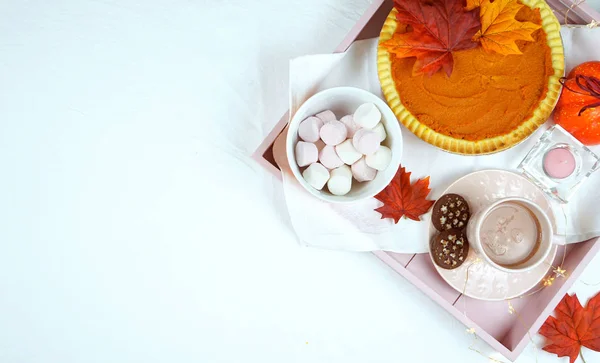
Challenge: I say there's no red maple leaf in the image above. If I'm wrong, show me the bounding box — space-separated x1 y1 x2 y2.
381 0 481 76
374 166 435 223
539 293 600 363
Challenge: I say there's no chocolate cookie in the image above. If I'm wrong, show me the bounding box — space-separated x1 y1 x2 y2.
431 228 469 269
432 193 470 231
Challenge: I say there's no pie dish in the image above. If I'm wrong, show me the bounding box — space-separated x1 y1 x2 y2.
377 0 565 155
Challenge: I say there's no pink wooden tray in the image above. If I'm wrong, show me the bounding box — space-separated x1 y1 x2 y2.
252 1 600 361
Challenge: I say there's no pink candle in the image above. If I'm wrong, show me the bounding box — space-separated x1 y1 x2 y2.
543 147 576 179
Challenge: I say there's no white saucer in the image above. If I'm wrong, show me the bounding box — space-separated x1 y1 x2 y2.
428 170 557 301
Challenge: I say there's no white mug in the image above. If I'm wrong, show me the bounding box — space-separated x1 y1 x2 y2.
466 197 554 273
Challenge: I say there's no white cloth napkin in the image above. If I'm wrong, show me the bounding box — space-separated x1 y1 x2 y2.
274 26 600 253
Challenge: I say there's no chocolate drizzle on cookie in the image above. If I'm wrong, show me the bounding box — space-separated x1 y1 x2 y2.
431 229 469 269
432 194 470 232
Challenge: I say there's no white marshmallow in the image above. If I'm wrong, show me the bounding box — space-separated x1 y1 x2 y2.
365 146 392 171
327 165 352 196
353 103 381 129
320 120 347 146
315 110 336 123
319 145 344 169
339 115 361 138
352 129 380 155
298 116 323 143
372 122 387 142
335 139 362 165
351 157 377 182
302 163 330 190
295 141 318 167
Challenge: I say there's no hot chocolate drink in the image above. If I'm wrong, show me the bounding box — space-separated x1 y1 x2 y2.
479 201 542 267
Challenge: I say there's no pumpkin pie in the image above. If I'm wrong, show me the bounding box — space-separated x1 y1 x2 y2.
377 0 564 154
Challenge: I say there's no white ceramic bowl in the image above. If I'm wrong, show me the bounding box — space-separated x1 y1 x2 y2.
286 87 403 203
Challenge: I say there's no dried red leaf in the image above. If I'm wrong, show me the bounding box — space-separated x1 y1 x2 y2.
374 166 435 223
539 293 600 363
381 0 481 77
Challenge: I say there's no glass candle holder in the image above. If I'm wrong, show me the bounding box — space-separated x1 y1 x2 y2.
518 125 600 204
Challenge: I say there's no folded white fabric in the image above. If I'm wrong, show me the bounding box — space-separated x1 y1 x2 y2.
274 26 600 253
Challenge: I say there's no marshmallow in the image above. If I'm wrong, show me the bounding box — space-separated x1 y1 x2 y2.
295 141 318 167
354 103 381 129
372 122 387 142
352 129 380 155
319 145 344 169
351 157 377 182
302 163 330 190
365 146 392 171
320 120 347 146
335 139 362 165
315 110 336 123
298 116 323 143
327 165 352 196
339 115 361 138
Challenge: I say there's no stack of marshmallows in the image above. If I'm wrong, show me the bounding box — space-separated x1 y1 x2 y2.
294 103 392 196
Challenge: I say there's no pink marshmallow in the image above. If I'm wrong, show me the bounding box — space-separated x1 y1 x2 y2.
320 120 347 146
315 110 336 123
339 115 361 138
319 145 344 169
298 116 323 143
295 141 318 167
352 129 380 155
351 157 377 182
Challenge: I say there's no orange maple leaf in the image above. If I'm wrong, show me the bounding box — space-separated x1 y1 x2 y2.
467 0 541 55
539 293 600 363
374 166 435 223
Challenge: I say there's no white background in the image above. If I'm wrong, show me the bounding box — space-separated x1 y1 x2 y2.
1 1 600 362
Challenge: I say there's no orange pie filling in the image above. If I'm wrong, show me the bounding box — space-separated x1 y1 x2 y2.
390 6 554 141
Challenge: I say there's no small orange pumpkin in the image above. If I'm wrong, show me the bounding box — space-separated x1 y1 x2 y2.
554 61 600 145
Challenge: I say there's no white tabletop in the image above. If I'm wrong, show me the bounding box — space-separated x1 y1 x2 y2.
0 1 599 362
